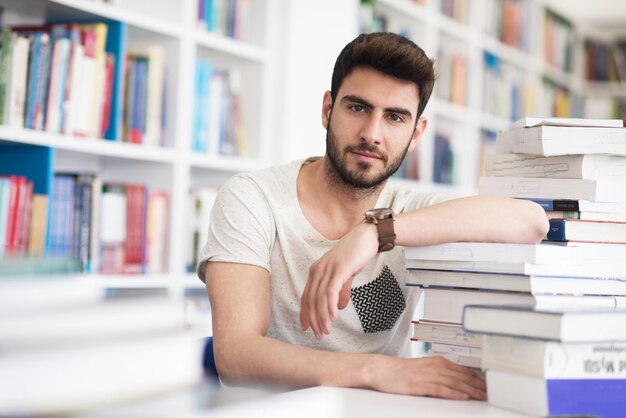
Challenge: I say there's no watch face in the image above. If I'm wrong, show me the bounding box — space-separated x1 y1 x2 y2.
365 208 393 219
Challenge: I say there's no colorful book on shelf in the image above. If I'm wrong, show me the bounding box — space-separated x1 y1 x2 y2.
5 33 30 128
485 153 626 179
486 369 625 418
0 28 11 124
483 335 626 379
421 288 621 325
547 218 626 244
462 304 626 342
405 269 626 296
478 176 626 202
0 178 10 258
495 125 626 156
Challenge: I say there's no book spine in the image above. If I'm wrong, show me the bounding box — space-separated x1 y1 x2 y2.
547 219 567 241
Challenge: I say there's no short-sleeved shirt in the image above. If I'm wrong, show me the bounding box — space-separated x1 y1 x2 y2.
197 159 451 358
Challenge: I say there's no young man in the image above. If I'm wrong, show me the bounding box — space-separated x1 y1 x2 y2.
197 33 548 400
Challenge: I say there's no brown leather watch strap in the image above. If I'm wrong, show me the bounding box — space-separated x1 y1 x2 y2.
375 216 396 253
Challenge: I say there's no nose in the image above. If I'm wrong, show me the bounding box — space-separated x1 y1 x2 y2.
359 114 383 145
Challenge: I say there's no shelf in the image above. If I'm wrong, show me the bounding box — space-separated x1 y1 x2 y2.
94 274 177 289
193 30 267 63
376 0 435 24
0 127 177 164
48 0 183 37
585 81 626 97
188 152 267 172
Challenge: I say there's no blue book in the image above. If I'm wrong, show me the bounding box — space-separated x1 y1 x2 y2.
103 20 127 141
24 32 42 129
487 370 625 418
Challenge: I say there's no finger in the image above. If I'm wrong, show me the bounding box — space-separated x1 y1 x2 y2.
335 275 354 313
418 383 470 400
306 267 326 339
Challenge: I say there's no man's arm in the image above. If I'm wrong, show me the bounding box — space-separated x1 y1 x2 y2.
206 261 487 400
300 196 549 339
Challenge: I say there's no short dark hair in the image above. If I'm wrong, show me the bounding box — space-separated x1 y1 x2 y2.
330 32 435 119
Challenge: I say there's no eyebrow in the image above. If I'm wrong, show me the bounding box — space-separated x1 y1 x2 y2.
340 94 414 120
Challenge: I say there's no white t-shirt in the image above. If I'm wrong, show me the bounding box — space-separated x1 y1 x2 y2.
197 159 451 358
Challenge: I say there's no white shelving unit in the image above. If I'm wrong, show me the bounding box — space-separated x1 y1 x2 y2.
0 0 276 309
371 0 587 193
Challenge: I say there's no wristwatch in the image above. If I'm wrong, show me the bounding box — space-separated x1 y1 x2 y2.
364 208 396 253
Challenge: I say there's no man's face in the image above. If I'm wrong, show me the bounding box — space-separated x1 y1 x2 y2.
322 67 425 189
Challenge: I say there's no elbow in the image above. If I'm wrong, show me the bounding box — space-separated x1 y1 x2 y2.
523 200 550 243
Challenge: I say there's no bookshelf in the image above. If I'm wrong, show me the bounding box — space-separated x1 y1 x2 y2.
360 0 595 192
0 0 275 330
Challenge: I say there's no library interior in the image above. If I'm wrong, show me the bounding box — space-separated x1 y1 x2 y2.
0 0 625 417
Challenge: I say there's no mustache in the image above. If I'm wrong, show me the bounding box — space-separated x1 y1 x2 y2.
345 143 388 162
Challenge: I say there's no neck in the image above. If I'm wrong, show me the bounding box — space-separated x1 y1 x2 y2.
299 157 384 230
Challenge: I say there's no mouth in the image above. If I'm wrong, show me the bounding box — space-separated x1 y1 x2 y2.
351 150 382 162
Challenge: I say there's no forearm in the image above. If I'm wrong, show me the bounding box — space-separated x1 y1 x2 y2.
394 195 548 247
214 333 381 389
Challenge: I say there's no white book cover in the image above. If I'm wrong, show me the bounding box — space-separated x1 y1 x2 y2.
485 153 626 179
478 176 626 203
0 332 203 417
5 34 30 127
0 298 184 349
510 117 624 129
483 335 626 379
405 268 626 296
463 304 626 342
411 319 482 347
421 288 621 324
495 125 626 156
405 259 585 277
404 242 583 265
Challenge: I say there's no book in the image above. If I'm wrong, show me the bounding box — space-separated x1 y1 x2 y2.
0 332 203 416
406 259 585 277
486 369 625 418
509 116 624 129
428 348 481 368
547 218 626 244
411 319 482 347
522 197 626 213
0 298 184 349
0 276 103 315
478 176 626 202
495 125 626 156
404 242 583 265
482 335 626 379
485 153 626 179
463 304 626 342
421 288 621 324
545 210 626 223
406 269 626 296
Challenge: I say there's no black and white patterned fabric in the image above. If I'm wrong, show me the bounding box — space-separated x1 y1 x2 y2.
351 265 406 333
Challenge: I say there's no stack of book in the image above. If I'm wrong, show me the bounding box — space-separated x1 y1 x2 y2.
462 304 626 417
0 276 204 416
406 116 626 366
405 241 626 367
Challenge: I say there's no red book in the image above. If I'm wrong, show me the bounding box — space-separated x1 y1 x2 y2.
5 176 24 256
18 179 33 255
123 184 146 273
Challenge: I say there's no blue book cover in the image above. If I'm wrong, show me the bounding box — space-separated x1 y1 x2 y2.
103 20 127 141
0 145 54 195
547 219 567 241
546 379 625 418
24 32 42 129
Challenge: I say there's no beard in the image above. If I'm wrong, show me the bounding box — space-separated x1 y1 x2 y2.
325 123 412 190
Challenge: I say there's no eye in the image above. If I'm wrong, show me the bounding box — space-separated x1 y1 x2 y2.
350 104 366 112
388 113 404 123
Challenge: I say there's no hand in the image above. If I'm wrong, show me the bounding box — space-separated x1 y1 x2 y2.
373 356 487 401
300 222 378 340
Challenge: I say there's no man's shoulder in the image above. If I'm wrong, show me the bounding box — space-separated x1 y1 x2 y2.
222 159 303 196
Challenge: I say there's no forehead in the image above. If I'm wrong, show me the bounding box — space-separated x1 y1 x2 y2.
337 66 420 111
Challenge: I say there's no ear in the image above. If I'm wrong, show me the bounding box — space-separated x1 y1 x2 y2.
408 117 428 152
321 91 333 129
